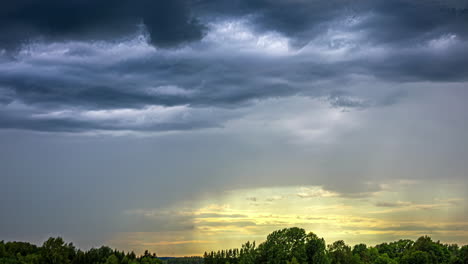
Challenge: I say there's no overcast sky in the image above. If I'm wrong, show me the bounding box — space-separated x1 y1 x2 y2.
1 0 468 256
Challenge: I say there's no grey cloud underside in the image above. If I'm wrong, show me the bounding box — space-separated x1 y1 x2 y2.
1 0 467 49
196 0 468 45
0 113 220 132
0 0 205 49
0 0 468 132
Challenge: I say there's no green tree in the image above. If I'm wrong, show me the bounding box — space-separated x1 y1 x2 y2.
286 257 300 264
305 233 329 264
352 244 366 256
413 236 450 264
105 254 120 264
458 245 468 264
140 256 162 264
238 241 256 264
367 247 380 263
328 240 353 264
401 251 431 264
0 242 6 258
374 253 397 264
41 237 73 264
257 227 308 264
352 244 369 264
121 255 130 264
16 253 41 264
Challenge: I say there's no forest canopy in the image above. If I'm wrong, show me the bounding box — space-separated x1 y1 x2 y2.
1 227 467 264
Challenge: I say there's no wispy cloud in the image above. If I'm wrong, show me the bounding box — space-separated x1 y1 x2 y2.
297 187 339 198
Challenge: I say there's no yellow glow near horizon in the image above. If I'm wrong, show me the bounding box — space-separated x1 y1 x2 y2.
107 181 467 257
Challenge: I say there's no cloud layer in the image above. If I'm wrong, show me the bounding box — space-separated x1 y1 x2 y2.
0 0 204 49
1 0 467 132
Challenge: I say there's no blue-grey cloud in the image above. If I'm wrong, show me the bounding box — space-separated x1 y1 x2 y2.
195 0 468 45
0 0 205 49
0 0 467 133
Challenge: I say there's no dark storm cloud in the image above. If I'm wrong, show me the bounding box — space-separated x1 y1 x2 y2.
195 0 468 46
0 0 467 132
0 112 95 132
1 0 467 49
0 111 222 132
0 57 300 109
0 0 205 49
4 0 465 50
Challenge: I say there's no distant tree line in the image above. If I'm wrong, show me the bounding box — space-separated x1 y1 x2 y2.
203 227 468 264
2 227 468 264
163 257 203 264
0 237 161 264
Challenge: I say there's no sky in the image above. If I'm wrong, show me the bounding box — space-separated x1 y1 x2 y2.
1 0 468 257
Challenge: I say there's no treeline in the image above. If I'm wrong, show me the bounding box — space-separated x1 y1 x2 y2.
2 227 468 264
0 237 162 264
203 227 468 264
163 257 203 264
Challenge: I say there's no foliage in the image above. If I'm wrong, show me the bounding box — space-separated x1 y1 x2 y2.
165 257 204 264
305 233 329 264
374 253 397 264
1 228 468 264
257 227 308 264
202 228 467 264
0 237 161 264
327 240 354 264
